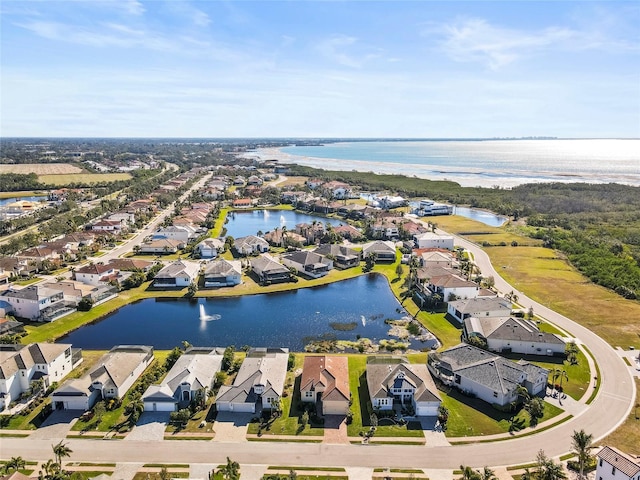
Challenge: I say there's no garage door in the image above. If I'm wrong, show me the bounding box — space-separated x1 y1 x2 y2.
323 401 348 416
415 404 439 416
230 402 255 413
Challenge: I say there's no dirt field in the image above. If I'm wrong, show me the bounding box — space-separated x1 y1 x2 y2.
0 163 84 175
39 173 132 185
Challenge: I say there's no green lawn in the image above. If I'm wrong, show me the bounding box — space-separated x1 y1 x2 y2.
0 398 52 430
13 277 42 286
439 385 563 437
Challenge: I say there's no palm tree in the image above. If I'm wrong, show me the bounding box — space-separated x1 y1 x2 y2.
218 457 240 480
459 465 481 480
52 440 72 466
550 368 568 393
571 429 594 480
565 342 579 365
480 467 497 480
5 456 26 472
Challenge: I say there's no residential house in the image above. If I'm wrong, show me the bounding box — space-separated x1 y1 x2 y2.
596 446 640 480
306 178 325 189
0 285 75 322
216 348 289 413
447 297 513 324
362 241 397 262
333 224 363 240
313 244 361 269
42 281 118 308
250 255 292 284
153 260 200 288
300 356 350 416
264 228 307 247
322 181 352 199
420 250 457 268
153 225 197 244
107 212 136 226
233 198 253 209
139 238 184 254
463 316 567 356
203 259 242 287
416 266 479 303
91 220 123 233
0 343 78 411
337 203 367 219
377 195 407 209
295 223 326 244
106 258 154 273
428 343 549 407
142 347 223 412
414 232 455 250
0 317 24 336
281 251 333 279
52 345 153 411
366 356 441 416
234 235 269 256
194 238 225 259
74 263 118 286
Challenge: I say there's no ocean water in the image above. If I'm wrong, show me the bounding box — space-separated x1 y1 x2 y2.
249 140 639 188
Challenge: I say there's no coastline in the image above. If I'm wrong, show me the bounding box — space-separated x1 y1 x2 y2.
243 143 640 189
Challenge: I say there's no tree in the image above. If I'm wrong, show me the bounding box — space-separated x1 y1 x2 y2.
437 405 449 429
126 397 144 424
565 342 579 365
300 410 309 429
159 467 170 480
551 369 569 392
535 450 567 480
186 282 198 298
395 263 404 279
458 465 481 480
480 467 497 480
525 397 545 426
571 429 594 480
5 456 26 472
52 440 72 466
218 457 240 480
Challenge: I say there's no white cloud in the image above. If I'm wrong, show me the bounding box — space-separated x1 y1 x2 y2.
316 35 363 68
429 18 576 70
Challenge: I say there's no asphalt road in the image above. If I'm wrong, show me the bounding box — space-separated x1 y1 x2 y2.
1 214 634 468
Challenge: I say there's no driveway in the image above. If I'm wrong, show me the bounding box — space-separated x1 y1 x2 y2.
125 412 169 442
29 410 79 440
212 412 252 442
323 415 348 444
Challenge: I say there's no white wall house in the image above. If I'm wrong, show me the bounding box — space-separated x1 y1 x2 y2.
0 343 75 411
52 345 153 411
447 297 513 324
414 232 455 250
153 260 200 288
202 259 242 288
596 446 640 480
153 225 197 244
0 285 73 322
142 348 223 412
234 235 269 256
195 238 225 259
74 263 118 286
281 251 333 279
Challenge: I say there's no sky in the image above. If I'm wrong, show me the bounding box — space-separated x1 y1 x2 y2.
1 0 639 138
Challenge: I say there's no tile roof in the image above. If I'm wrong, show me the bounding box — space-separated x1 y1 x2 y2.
598 446 640 478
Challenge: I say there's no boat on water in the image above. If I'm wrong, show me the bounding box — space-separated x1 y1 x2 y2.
413 199 453 216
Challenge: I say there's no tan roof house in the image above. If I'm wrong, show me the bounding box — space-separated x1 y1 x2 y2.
300 356 350 415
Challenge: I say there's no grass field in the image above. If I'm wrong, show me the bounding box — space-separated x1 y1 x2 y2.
0 190 48 199
433 215 640 349
39 173 132 185
601 378 640 454
0 163 83 175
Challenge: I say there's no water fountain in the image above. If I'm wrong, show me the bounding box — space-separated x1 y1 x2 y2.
199 304 221 321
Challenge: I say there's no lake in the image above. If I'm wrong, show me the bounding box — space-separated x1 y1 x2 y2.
0 196 47 207
453 207 507 227
224 209 344 238
58 274 437 351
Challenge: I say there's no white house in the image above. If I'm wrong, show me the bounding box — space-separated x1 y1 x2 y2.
0 285 74 322
194 238 225 259
142 347 223 412
52 345 153 411
74 263 118 286
153 225 197 244
107 212 136 226
377 195 407 209
234 235 269 256
91 220 122 233
202 259 242 288
447 297 513 324
596 446 640 480
362 241 397 262
428 343 549 407
139 238 184 254
153 260 200 288
464 316 567 356
216 348 288 413
366 356 441 416
419 270 479 302
414 232 455 250
0 343 76 411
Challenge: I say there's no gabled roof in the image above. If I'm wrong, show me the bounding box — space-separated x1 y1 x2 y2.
235 235 269 249
486 318 566 345
597 446 640 478
203 259 242 277
75 263 115 275
155 260 200 280
300 356 350 403
362 240 396 255
449 297 512 314
0 342 70 380
366 357 441 404
281 250 329 267
313 244 359 259
250 255 289 274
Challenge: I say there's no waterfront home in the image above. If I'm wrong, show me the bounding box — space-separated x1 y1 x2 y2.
333 224 363 240
419 250 457 268
428 343 549 408
366 356 441 416
194 238 225 259
300 356 350 416
362 241 397 262
42 280 118 308
416 266 479 302
0 285 75 322
74 263 118 286
216 348 289 414
202 259 242 287
321 181 352 200
447 297 513 324
596 446 640 480
264 228 307 247
414 232 455 250
337 203 368 219
295 222 326 244
313 244 361 269
0 343 77 412
281 251 333 279
142 347 223 412
0 317 24 336
250 254 292 284
52 345 153 411
377 195 407 210
234 235 269 256
153 260 200 288
232 198 253 208
463 316 567 356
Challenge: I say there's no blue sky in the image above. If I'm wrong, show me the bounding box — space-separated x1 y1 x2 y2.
1 1 639 138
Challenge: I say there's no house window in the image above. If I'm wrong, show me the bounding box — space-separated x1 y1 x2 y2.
493 392 498 398
304 391 313 398
612 468 616 475
599 460 603 467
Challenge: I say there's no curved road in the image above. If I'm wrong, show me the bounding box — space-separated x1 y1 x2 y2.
1 230 635 469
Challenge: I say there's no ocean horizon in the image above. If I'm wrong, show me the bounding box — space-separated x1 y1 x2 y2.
245 139 639 189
